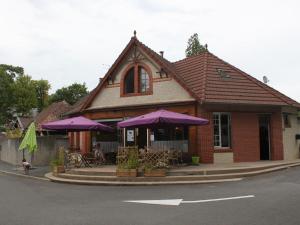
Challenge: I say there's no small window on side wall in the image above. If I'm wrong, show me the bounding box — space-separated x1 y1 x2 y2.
283 113 291 128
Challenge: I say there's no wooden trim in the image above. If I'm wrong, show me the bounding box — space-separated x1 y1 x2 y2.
84 100 196 113
84 103 196 120
106 83 120 88
153 77 172 82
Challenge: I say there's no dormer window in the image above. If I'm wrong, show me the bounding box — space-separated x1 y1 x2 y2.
121 63 152 96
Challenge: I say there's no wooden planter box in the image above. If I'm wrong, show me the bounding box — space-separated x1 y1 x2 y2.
144 169 166 177
116 169 137 177
52 165 65 175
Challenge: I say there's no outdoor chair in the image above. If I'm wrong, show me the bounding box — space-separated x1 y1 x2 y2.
82 152 97 166
168 150 178 166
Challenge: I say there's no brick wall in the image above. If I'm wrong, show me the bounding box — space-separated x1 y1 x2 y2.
232 112 260 162
197 107 214 163
270 111 284 160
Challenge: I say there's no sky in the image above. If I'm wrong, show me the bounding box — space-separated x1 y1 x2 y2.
0 0 299 102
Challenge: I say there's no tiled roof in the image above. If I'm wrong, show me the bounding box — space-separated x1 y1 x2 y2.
64 94 91 116
35 101 71 131
80 36 300 112
18 117 34 130
173 52 300 107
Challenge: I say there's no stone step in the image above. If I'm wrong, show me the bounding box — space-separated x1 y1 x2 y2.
168 162 298 176
45 172 242 186
46 162 300 185
65 161 299 177
66 170 116 176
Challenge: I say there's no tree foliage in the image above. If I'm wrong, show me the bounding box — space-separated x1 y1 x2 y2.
0 64 89 127
185 33 207 57
12 75 37 116
0 65 17 125
33 79 51 112
49 83 88 105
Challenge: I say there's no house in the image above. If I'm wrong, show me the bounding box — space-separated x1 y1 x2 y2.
67 33 300 163
35 101 71 134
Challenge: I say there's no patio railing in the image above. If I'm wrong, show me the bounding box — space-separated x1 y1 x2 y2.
150 140 188 152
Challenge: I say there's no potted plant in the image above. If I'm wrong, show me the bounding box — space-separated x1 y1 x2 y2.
51 159 65 175
116 149 138 177
191 155 200 165
51 148 65 175
144 161 168 177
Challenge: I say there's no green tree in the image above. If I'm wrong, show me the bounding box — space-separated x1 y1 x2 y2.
0 68 14 125
12 75 37 116
185 33 207 57
33 79 51 112
50 83 88 105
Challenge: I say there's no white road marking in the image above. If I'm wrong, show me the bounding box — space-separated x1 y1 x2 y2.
181 195 255 204
124 195 255 206
125 199 183 206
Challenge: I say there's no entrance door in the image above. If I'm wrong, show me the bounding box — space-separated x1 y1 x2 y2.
259 115 271 160
137 128 147 149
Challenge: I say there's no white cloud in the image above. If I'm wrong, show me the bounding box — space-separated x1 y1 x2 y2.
0 0 299 101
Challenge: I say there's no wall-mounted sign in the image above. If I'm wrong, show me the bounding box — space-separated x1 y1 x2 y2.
127 130 134 142
150 134 155 141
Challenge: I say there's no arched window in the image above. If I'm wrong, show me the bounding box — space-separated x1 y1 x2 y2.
139 66 150 93
124 67 135 94
121 64 152 96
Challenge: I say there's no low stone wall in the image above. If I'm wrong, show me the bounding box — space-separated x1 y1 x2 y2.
0 136 68 166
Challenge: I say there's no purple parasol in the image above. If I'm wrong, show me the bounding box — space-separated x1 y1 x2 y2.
42 116 113 132
117 109 209 128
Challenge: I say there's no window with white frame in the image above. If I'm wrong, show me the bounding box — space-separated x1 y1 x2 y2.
213 113 231 148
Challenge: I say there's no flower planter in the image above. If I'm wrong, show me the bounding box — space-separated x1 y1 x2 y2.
116 168 137 177
144 169 166 177
191 156 200 165
52 165 65 175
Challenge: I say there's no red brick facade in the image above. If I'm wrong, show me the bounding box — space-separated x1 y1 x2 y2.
195 107 284 163
270 111 284 160
69 103 285 163
231 112 260 162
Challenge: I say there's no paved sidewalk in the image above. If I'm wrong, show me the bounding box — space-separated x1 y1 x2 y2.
0 160 50 178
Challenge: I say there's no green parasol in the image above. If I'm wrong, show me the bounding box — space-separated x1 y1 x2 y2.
19 122 38 153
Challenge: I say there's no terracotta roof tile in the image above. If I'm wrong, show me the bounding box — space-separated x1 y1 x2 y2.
173 51 300 108
35 101 71 131
64 93 91 116
81 37 300 111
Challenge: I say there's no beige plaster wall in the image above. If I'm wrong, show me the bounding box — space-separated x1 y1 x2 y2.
89 79 195 109
213 152 234 163
89 47 195 110
282 106 300 160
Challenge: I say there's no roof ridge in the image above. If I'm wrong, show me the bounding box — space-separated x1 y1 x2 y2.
172 51 207 64
208 52 299 107
80 37 137 111
201 51 209 103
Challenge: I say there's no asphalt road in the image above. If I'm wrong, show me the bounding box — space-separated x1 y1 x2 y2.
1 167 300 225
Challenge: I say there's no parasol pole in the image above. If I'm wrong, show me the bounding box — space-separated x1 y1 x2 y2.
146 128 149 149
123 128 126 147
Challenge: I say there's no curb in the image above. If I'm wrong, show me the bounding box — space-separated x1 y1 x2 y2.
45 173 243 186
0 169 49 182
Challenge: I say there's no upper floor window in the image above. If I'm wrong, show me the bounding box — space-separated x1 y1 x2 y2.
213 112 231 148
122 64 152 96
139 67 150 93
124 67 135 94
